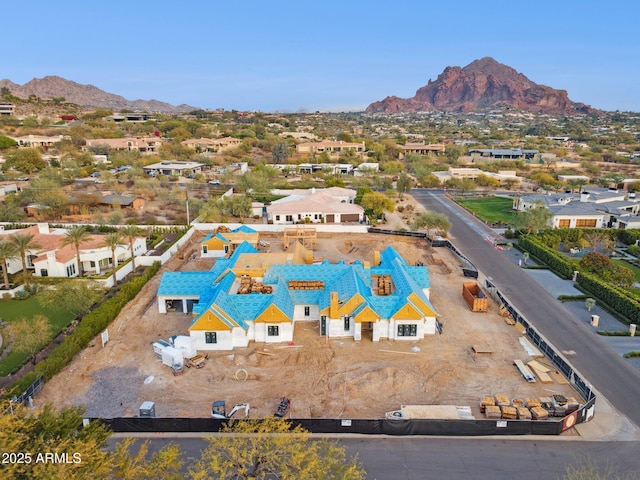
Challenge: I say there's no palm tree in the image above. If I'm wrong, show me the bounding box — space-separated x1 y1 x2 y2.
120 225 143 271
0 240 19 290
9 232 41 285
101 232 124 286
61 225 91 278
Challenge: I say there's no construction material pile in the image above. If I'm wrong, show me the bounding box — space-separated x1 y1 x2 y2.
237 275 273 294
376 275 392 296
480 394 580 421
288 280 325 290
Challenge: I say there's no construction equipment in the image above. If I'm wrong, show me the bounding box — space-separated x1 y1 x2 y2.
274 397 291 417
211 400 250 419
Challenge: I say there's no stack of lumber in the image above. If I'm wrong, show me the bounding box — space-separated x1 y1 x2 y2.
530 406 549 420
484 405 502 419
238 275 252 294
525 397 541 408
377 275 392 296
238 276 273 294
501 406 518 420
480 396 495 413
514 359 536 382
527 360 553 384
494 394 511 407
288 280 325 290
517 407 532 420
511 398 525 408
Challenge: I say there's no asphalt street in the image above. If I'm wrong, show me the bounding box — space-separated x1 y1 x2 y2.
411 189 640 428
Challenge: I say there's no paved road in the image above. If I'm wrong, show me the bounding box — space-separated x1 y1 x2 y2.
108 435 640 479
412 189 640 428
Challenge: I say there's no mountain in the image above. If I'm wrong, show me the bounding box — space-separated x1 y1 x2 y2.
0 76 196 113
366 57 599 115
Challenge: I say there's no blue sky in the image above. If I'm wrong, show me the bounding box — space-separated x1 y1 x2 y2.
4 1 639 112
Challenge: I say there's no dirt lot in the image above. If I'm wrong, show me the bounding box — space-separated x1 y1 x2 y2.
37 230 582 423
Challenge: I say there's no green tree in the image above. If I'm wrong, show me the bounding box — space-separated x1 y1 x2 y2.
62 225 92 278
189 417 365 480
411 211 452 237
325 176 345 188
218 195 252 220
0 134 17 149
38 280 104 317
0 404 182 479
0 239 19 289
121 225 144 271
6 315 53 364
101 231 125 285
579 252 611 275
8 232 41 285
272 141 289 164
515 201 551 234
359 191 395 219
396 172 413 199
3 148 46 173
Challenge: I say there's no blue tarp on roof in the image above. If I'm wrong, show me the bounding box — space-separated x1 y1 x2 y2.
232 225 257 233
157 271 217 296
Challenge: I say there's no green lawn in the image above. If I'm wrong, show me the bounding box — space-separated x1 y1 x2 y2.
0 295 75 376
457 197 516 225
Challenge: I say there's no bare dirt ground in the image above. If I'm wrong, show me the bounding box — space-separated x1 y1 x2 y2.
37 230 582 423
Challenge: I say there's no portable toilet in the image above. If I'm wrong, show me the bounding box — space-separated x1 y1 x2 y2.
139 401 155 418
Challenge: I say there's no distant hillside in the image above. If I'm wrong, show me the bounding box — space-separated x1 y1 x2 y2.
0 76 196 113
366 57 600 116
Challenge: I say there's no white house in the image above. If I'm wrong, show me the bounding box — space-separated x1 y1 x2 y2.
0 224 147 278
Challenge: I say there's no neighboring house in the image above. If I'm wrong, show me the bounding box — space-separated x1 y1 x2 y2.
104 113 156 123
296 140 366 159
182 137 241 153
157 242 438 351
10 135 68 148
354 162 379 176
143 160 205 176
515 188 640 229
0 224 147 278
84 137 163 154
0 182 19 199
100 194 145 210
267 188 363 225
0 102 15 116
433 167 522 185
468 148 540 161
200 226 260 258
398 143 446 159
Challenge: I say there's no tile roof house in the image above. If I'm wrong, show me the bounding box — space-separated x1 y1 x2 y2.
267 188 364 225
83 137 163 154
157 242 438 351
0 224 147 278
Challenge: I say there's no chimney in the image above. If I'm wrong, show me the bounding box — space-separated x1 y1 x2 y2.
373 251 380 266
330 292 339 318
580 192 590 203
37 223 49 234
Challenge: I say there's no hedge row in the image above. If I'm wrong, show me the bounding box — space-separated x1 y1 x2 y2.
517 235 577 279
576 272 640 325
6 261 162 398
518 235 640 325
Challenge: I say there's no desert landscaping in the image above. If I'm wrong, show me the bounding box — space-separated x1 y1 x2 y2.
35 231 583 426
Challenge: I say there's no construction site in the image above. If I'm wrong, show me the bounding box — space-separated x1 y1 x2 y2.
36 230 585 428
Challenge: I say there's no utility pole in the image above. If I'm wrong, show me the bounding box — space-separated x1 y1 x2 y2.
185 189 190 226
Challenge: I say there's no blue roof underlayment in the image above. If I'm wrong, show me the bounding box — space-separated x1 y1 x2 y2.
156 241 437 327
